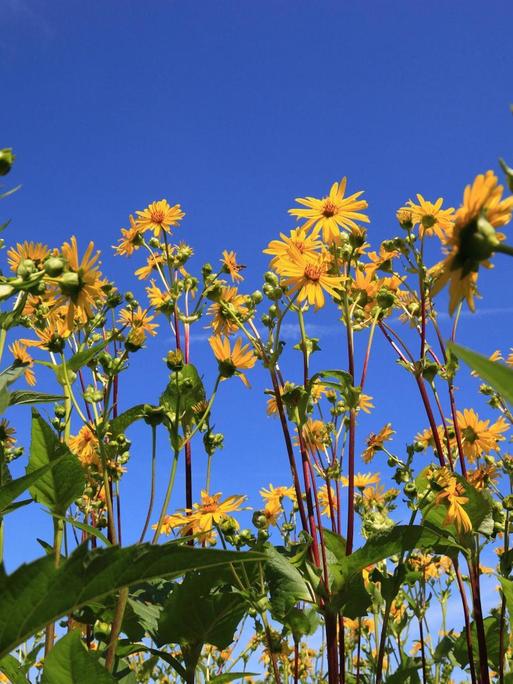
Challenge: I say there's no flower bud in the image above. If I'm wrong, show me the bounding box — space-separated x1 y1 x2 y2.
166 349 184 371
0 149 15 176
44 257 66 278
143 404 165 426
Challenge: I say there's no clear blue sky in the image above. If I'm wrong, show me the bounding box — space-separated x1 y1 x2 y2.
2 0 513 571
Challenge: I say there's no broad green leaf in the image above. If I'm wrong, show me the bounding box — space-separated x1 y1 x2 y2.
449 342 513 404
0 456 66 514
108 404 146 438
27 410 84 515
500 577 513 629
264 545 312 619
54 515 111 547
0 541 263 658
0 654 27 683
0 365 25 414
385 659 421 683
9 391 64 407
42 630 115 683
155 571 246 650
453 615 503 670
160 364 206 428
209 674 258 683
67 341 112 373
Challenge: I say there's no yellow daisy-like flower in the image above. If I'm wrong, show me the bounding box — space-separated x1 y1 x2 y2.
207 286 249 336
59 237 105 329
114 215 144 256
146 281 173 311
398 195 454 240
454 408 508 462
135 200 185 236
289 177 369 243
0 418 16 446
430 171 513 314
209 335 256 387
341 472 380 489
279 248 345 310
468 464 498 490
318 484 337 517
134 253 165 281
358 393 374 414
361 484 398 507
118 306 159 337
9 341 36 386
221 250 245 282
366 245 399 276
22 309 72 353
297 418 330 454
156 491 246 544
263 227 322 271
260 484 296 507
362 423 394 463
7 241 50 273
68 424 100 467
435 477 472 534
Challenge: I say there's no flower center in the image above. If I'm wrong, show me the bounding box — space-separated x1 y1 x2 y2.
421 214 436 229
322 200 338 218
151 209 165 225
304 264 323 281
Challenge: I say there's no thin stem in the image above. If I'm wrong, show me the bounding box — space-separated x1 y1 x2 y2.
151 451 179 544
105 586 129 672
139 426 157 543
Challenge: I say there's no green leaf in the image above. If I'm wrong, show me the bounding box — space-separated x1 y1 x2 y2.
453 615 503 670
9 391 65 407
54 515 111 547
385 659 421 683
264 545 312 619
108 404 146 438
0 542 263 658
155 571 246 650
0 365 25 414
0 457 67 514
209 674 258 683
160 364 206 428
42 630 115 683
27 410 85 515
67 341 112 373
0 654 27 683
448 342 513 404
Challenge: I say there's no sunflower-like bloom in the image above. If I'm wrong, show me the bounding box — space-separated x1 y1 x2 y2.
278 248 345 310
318 484 337 516
114 215 144 256
207 286 250 335
146 281 173 312
358 393 374 414
366 245 399 276
435 478 472 534
153 491 246 544
59 237 105 329
362 423 394 463
468 464 499 490
263 227 322 271
135 200 185 236
341 472 380 489
118 306 159 337
134 253 165 280
9 341 36 386
7 241 50 273
453 408 508 462
297 418 330 454
221 250 245 282
398 195 454 240
68 424 100 467
361 484 398 508
0 419 16 446
408 552 452 581
289 177 369 243
21 310 72 353
260 483 296 507
209 335 256 387
430 171 513 314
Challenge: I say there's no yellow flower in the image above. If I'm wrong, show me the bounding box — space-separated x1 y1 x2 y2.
454 408 508 462
146 281 173 311
341 472 380 489
398 195 454 240
9 341 36 386
430 171 513 314
362 423 394 462
263 227 322 271
59 237 105 329
358 393 374 414
221 250 245 282
0 419 15 446
135 200 184 236
318 484 337 516
361 484 398 507
297 419 330 454
260 483 296 506
209 335 256 387
435 478 472 534
68 425 100 467
289 177 369 243
22 309 72 353
7 241 50 273
207 286 249 335
468 464 498 490
366 245 399 276
134 253 165 280
118 306 159 337
156 491 246 544
114 215 143 256
263 499 284 526
279 248 345 310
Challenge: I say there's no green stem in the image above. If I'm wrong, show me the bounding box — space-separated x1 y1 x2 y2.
494 242 513 257
105 586 129 672
138 425 157 543
151 450 179 543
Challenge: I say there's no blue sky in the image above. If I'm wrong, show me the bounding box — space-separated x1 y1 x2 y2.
1 0 513 578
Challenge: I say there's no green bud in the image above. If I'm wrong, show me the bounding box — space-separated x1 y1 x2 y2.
0 149 15 176
44 256 66 278
166 349 184 371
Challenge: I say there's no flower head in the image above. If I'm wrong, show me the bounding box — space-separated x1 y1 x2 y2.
7 241 50 273
435 477 472 534
362 424 394 462
207 286 249 335
114 215 144 256
9 341 36 386
221 250 245 282
279 248 345 310
59 237 105 329
289 177 369 243
209 335 256 387
135 200 184 236
398 195 454 240
264 227 322 270
453 408 508 462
